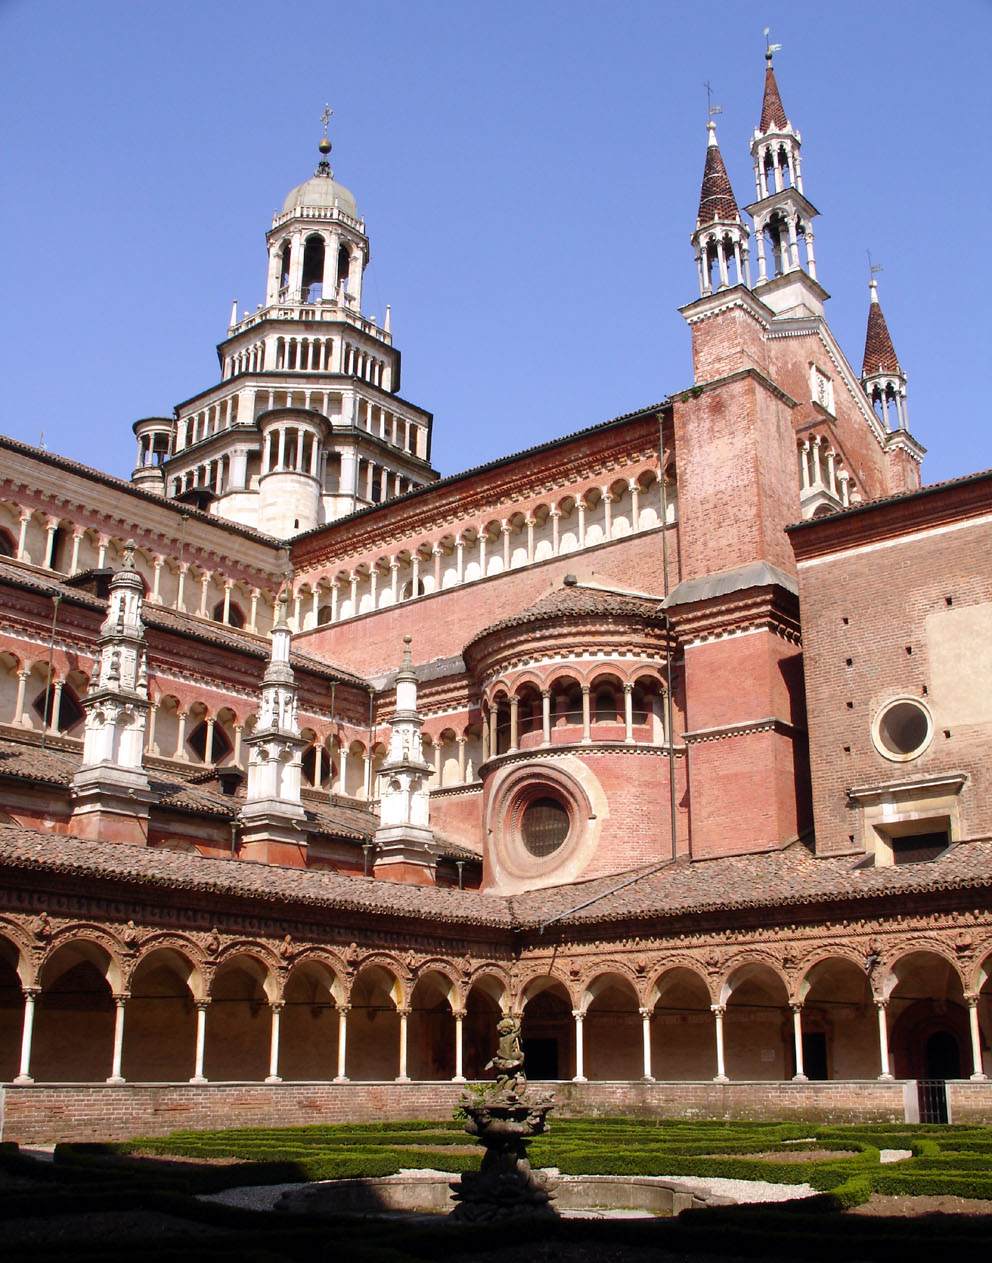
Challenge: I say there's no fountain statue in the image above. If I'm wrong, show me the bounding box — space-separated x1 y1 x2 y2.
449 1014 558 1221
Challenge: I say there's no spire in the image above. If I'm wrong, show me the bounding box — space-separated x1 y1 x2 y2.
862 279 902 376
690 120 750 298
759 48 789 132
861 275 909 431
696 121 741 226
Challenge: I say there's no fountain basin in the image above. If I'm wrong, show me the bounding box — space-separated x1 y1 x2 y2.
276 1172 732 1218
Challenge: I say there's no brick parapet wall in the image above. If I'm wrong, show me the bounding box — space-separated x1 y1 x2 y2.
0 1078 950 1144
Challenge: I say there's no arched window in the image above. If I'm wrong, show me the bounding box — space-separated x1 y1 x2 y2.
279 241 291 291
594 687 619 722
336 244 350 292
188 719 233 764
400 578 426 601
317 604 333 625
211 599 246 629
301 235 325 303
32 685 84 733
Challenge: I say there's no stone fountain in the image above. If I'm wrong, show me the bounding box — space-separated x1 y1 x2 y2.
448 1014 558 1221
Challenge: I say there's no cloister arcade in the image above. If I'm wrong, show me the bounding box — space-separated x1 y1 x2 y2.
2 932 988 1088
295 469 676 630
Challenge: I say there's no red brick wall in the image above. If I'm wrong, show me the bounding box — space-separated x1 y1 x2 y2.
682 630 809 857
0 1077 932 1143
296 531 675 676
429 786 484 850
795 517 992 853
672 375 799 582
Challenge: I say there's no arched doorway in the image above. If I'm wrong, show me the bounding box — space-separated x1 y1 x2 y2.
464 976 504 1079
280 960 341 1081
204 955 273 1081
348 964 402 1080
649 967 714 1080
408 971 456 1080
582 973 641 1080
123 949 200 1082
33 940 118 1081
520 978 573 1080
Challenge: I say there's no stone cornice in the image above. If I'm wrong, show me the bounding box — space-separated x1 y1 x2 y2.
683 717 805 744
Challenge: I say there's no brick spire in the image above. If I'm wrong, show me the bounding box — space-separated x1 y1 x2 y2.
759 52 789 132
696 121 741 226
862 280 902 375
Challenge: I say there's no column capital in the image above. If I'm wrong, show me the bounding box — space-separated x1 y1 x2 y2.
964 992 980 1007
638 1006 651 1019
223 578 234 591
269 1001 285 1014
571 1008 585 1021
112 992 130 1006
623 682 634 695
710 1003 726 1016
452 1008 467 1021
396 1005 412 1019
336 1003 352 1015
194 999 211 1012
790 1002 803 1015
874 997 888 1010
21 985 41 1000
581 684 591 695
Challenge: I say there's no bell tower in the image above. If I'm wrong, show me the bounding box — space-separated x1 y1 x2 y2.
745 44 826 316
690 118 750 297
145 108 438 537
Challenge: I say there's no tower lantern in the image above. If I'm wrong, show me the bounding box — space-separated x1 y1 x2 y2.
862 276 909 431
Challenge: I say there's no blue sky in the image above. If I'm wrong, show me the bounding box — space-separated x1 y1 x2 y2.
2 1 989 485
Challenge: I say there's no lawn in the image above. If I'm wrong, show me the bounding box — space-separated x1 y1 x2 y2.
2 1119 992 1261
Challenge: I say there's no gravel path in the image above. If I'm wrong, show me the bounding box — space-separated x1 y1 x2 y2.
199 1182 304 1211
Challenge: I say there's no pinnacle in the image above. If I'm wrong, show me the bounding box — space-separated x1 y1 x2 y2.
759 61 789 133
862 282 903 377
696 124 741 226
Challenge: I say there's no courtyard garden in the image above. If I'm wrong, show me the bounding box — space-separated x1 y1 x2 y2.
3 1118 992 1260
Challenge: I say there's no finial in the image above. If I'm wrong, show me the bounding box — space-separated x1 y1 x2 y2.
867 250 883 301
706 119 718 147
275 591 290 626
316 103 334 176
402 634 413 667
704 80 723 129
763 27 782 62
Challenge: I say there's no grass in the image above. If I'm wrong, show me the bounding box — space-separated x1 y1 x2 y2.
3 1119 992 1261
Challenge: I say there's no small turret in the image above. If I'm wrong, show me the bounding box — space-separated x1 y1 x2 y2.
690 120 750 296
862 277 909 431
373 636 436 885
239 592 308 860
745 43 824 314
71 541 155 844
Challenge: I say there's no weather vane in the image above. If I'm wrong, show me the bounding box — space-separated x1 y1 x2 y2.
320 104 333 137
703 81 723 120
867 249 883 280
763 27 783 59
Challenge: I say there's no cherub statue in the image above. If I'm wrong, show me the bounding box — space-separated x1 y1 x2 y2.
485 1013 526 1086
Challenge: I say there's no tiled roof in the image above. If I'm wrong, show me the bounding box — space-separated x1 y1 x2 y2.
861 296 902 376
0 434 281 547
507 839 992 928
697 136 740 225
0 735 375 839
1 811 988 934
472 583 662 639
0 823 512 928
0 558 363 685
786 467 992 533
759 63 789 132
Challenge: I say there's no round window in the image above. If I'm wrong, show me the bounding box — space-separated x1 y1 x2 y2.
873 698 932 761
520 796 570 857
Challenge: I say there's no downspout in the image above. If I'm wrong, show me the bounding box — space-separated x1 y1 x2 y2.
39 593 62 751
658 415 678 863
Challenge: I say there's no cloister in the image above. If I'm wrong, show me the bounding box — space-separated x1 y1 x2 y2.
2 933 988 1088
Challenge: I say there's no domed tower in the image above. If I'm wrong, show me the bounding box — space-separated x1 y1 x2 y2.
145 109 438 537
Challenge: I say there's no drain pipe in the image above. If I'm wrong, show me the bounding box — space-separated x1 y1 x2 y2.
658 416 678 864
39 592 62 751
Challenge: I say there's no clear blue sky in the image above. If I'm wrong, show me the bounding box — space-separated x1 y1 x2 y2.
2 1 989 485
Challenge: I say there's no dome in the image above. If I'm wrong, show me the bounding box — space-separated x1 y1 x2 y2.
282 172 358 219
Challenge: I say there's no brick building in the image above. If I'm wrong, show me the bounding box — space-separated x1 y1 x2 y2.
0 54 990 1142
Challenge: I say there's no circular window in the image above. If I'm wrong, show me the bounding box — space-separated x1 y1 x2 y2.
520 796 570 857
873 698 933 762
